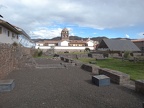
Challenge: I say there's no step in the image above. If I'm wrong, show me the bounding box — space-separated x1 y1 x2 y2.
35 64 65 69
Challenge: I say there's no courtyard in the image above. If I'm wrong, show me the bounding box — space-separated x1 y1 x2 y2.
0 58 144 108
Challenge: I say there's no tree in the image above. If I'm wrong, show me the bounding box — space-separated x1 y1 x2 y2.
85 48 90 52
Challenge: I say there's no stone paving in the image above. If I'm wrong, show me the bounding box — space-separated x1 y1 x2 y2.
0 58 144 108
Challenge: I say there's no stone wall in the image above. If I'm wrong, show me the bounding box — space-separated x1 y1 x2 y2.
81 64 100 74
99 68 130 85
135 80 144 94
59 54 88 59
0 44 35 79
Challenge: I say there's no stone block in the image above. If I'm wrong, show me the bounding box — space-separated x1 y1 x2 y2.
81 64 100 74
0 79 15 92
99 68 130 85
135 80 144 94
92 75 110 86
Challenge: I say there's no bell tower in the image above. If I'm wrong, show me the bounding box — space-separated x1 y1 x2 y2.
61 28 69 40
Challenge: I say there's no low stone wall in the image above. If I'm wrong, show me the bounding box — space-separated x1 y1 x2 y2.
135 80 144 94
99 68 130 85
60 56 83 67
0 44 36 79
60 55 144 93
88 53 104 58
81 64 100 74
59 54 88 59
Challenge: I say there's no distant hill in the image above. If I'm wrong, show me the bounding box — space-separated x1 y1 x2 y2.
91 36 108 42
111 37 131 40
32 36 109 42
31 39 50 42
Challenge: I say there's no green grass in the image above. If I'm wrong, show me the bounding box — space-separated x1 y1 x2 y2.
79 58 144 80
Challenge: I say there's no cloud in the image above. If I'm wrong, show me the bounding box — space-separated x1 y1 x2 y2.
125 34 130 38
30 27 75 39
30 27 63 39
1 0 144 39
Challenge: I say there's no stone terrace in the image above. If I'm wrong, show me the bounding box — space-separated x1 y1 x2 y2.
0 58 144 108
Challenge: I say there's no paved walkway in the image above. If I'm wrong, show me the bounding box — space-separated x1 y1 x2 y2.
0 58 144 108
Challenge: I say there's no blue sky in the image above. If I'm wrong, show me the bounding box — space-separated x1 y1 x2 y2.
0 0 144 39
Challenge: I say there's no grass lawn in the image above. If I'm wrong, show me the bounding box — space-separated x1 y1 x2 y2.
78 58 144 80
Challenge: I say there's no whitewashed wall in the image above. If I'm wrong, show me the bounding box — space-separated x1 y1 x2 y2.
87 41 94 46
0 26 19 44
58 41 69 46
35 46 94 50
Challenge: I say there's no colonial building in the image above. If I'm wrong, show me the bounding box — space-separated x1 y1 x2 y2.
35 28 98 52
0 19 35 48
0 19 19 44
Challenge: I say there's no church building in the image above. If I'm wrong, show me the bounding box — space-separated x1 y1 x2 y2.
35 28 98 52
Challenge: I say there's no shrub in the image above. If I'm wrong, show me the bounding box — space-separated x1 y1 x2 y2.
123 51 131 59
85 48 90 52
38 50 43 57
12 42 18 47
33 49 43 57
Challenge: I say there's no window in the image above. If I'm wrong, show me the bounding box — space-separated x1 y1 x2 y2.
0 27 2 34
8 31 10 36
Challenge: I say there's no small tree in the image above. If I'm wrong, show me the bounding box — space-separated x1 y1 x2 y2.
33 48 43 57
123 51 131 59
12 42 18 47
85 48 90 52
50 46 55 54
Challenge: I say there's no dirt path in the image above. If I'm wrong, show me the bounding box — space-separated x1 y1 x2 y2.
0 58 144 108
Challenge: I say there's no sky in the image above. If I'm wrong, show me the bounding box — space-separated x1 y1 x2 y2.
0 0 144 39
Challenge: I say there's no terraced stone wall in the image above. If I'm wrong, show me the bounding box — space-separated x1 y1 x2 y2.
0 43 35 79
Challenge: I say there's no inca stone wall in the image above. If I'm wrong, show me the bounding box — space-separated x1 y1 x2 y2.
0 43 35 79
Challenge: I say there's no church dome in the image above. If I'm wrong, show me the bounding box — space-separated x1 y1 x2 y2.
62 28 69 32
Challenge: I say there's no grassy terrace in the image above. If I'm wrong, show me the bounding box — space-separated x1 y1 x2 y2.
78 58 144 80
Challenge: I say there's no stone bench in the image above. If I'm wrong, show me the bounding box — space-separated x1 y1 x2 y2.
135 80 144 94
81 64 100 74
92 75 110 86
0 79 15 92
99 68 130 85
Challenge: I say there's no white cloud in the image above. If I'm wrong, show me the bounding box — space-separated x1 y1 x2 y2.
30 27 62 39
30 27 75 39
125 34 130 38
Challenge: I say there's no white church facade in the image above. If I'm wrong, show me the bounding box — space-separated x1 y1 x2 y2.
35 28 98 52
